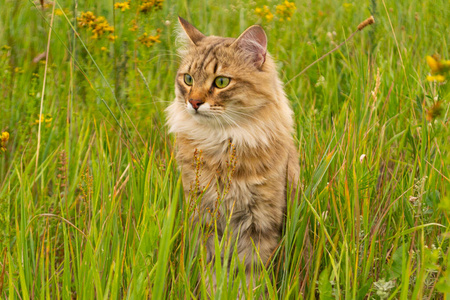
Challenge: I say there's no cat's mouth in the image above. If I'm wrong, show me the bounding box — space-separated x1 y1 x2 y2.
186 106 209 116
189 111 213 118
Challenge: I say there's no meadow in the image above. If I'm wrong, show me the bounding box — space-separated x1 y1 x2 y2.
1 0 450 298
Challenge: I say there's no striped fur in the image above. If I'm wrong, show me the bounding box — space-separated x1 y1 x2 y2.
166 17 300 284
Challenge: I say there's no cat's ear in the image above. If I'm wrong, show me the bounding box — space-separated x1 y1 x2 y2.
233 25 267 68
178 16 205 46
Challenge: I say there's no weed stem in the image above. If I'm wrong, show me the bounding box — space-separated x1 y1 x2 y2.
286 16 375 85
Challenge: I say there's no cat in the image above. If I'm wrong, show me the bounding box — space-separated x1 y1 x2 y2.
166 16 300 287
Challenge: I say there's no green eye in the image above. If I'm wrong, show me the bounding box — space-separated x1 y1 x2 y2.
184 74 193 86
214 76 230 89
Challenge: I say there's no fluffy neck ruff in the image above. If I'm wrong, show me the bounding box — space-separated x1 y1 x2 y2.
166 92 293 156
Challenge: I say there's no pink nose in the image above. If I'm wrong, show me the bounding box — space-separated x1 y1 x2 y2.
189 99 204 110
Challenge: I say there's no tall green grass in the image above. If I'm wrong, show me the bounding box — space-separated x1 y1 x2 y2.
1 0 450 298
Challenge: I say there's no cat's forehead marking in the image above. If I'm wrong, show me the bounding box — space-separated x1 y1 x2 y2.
196 42 222 72
185 37 234 76
213 61 219 74
188 60 198 74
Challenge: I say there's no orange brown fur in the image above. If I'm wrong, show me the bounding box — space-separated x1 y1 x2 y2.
166 17 300 283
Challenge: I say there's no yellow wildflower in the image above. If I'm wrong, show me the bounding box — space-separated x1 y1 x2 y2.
265 12 274 22
34 114 44 124
426 75 446 82
34 114 53 128
276 1 296 21
138 30 162 47
426 54 450 82
129 19 138 32
427 55 440 73
1 132 9 142
255 5 274 22
55 8 64 16
1 45 11 51
426 55 450 74
91 16 114 39
114 2 130 11
101 46 108 52
139 0 164 12
1 131 9 153
107 34 118 42
78 12 114 40
77 11 96 28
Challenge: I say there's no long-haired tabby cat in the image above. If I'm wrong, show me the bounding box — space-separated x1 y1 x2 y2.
167 17 300 286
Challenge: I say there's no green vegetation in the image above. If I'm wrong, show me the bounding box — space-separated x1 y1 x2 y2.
1 0 450 298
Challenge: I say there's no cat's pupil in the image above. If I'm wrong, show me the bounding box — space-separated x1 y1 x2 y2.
184 74 193 86
214 76 230 88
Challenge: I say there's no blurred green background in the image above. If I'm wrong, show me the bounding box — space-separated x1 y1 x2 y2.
1 0 450 298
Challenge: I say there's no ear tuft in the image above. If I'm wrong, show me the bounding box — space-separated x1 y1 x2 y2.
233 25 267 68
178 16 205 46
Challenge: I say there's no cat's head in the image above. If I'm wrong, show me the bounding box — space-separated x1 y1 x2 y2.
174 17 280 126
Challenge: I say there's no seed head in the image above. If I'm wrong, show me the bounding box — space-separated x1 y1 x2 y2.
357 16 375 31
